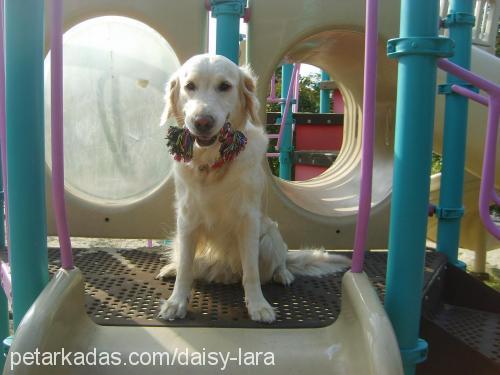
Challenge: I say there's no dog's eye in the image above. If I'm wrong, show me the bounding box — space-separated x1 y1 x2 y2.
218 82 232 92
185 82 196 91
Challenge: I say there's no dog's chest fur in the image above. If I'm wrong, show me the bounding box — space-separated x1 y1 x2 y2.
173 124 268 233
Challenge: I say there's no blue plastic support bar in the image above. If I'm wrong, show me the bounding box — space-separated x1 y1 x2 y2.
384 0 453 374
436 0 474 268
279 64 294 180
5 0 49 330
320 71 330 113
210 0 246 64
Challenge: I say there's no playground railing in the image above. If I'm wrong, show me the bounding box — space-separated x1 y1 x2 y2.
437 58 500 240
51 0 74 269
276 63 300 150
351 0 378 273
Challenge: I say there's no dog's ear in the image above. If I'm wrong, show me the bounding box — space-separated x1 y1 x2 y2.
160 72 182 126
239 65 260 125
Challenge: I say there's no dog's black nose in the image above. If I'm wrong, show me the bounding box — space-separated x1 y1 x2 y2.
194 115 215 133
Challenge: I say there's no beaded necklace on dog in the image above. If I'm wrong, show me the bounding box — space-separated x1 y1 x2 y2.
166 118 247 171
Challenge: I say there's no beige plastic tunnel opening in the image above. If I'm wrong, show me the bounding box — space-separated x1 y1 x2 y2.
261 29 397 219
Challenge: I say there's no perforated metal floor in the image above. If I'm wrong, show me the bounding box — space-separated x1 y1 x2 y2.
431 304 500 365
47 247 447 328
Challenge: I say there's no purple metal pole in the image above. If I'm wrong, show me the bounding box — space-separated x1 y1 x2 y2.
0 261 10 304
267 73 283 104
479 98 499 239
438 59 500 239
451 84 489 107
268 73 276 102
0 0 9 252
276 63 299 150
351 0 379 273
293 65 300 112
51 0 74 269
438 59 500 95
451 87 499 205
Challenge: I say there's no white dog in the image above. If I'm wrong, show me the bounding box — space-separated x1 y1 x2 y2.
157 54 350 323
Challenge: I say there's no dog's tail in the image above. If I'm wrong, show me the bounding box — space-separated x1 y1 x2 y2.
285 250 351 277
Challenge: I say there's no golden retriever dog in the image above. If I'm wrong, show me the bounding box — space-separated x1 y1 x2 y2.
157 54 350 323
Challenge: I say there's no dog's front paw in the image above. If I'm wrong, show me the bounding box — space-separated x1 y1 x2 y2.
158 294 189 320
247 299 276 323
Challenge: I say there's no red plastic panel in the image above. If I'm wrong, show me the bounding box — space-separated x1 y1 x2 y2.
295 125 343 151
333 89 344 114
294 165 328 181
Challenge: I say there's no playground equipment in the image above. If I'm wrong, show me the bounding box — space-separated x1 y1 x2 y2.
0 0 499 374
36 0 497 259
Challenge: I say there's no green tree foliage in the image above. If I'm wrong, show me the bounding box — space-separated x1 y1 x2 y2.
266 68 321 113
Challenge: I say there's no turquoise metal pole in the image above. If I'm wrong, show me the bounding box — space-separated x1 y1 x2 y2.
320 71 330 113
5 0 48 329
279 64 294 180
385 0 453 374
210 0 246 64
436 0 474 269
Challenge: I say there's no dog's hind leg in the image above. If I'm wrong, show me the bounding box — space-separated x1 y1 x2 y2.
259 217 295 286
156 263 177 279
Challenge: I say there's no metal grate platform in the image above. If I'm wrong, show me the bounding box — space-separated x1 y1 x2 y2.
431 304 500 365
47 247 447 329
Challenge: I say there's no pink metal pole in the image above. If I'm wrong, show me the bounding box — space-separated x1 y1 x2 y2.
451 84 488 107
293 65 300 112
51 0 74 269
0 261 11 304
438 59 500 95
276 64 299 150
438 59 500 238
479 98 499 239
269 73 276 101
351 0 379 273
0 0 9 253
451 86 499 205
267 73 283 103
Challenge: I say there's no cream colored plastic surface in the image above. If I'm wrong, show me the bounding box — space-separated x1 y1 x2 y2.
44 0 208 239
4 267 403 374
247 0 499 251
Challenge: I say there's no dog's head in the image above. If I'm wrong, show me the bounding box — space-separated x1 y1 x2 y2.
160 54 260 147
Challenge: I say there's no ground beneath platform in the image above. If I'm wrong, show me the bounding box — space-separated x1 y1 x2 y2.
47 247 446 329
